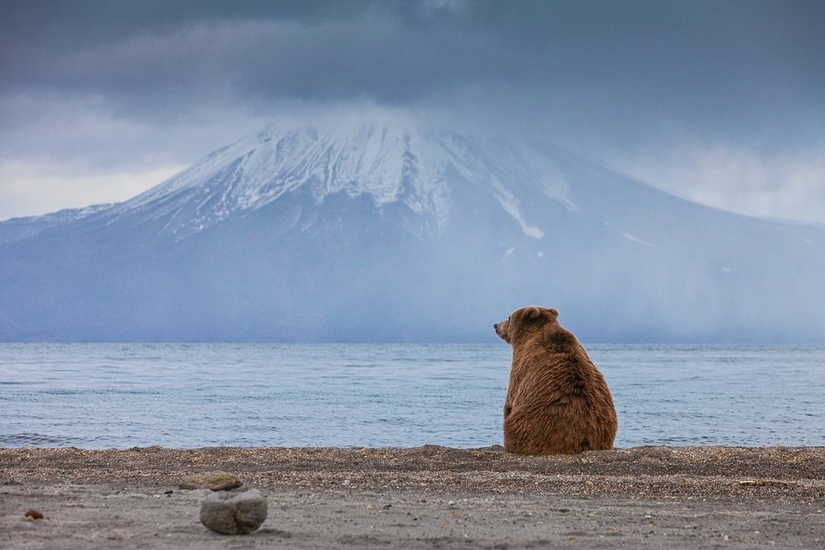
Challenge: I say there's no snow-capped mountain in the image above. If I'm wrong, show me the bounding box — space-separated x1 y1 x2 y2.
102 122 572 241
1 122 824 343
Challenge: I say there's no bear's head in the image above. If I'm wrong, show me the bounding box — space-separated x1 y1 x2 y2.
494 306 560 344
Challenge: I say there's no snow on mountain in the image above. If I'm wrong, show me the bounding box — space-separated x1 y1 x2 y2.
110 123 571 241
1 121 824 343
0 203 114 244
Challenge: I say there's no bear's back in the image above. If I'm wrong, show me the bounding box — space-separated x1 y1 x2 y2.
512 327 603 405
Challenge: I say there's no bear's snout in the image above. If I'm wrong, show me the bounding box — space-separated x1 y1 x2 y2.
494 320 510 343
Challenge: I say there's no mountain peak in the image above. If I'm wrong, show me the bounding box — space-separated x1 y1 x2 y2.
111 123 573 241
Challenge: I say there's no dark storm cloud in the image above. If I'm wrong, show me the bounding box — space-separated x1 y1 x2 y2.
3 0 823 146
2 0 825 222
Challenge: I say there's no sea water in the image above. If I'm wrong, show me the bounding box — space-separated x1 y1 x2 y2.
0 343 823 449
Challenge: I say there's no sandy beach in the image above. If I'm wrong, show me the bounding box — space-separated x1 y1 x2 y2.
1 445 823 549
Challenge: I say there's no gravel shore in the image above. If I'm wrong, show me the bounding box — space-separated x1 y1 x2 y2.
2 445 824 549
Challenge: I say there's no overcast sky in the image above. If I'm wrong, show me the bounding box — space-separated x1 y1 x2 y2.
1 0 823 222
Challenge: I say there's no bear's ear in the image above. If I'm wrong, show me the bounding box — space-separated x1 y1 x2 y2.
522 306 543 321
547 307 559 320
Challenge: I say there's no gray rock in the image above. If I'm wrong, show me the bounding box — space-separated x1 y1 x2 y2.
200 489 268 535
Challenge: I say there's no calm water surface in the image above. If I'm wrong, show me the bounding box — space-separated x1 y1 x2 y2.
1 343 823 449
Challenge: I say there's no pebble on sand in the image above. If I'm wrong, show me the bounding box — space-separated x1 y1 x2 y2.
200 489 268 535
24 509 44 520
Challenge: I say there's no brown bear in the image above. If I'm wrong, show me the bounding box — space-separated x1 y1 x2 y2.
494 306 617 455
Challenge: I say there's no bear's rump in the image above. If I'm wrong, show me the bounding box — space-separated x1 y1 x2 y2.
504 395 614 455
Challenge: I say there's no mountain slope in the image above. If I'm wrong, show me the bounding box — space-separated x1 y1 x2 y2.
1 123 824 342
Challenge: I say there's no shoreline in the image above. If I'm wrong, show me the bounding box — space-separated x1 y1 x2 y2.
2 445 824 548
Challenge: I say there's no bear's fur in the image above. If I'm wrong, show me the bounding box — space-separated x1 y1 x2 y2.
494 306 618 455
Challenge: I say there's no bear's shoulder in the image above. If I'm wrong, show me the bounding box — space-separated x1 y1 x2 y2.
537 320 581 352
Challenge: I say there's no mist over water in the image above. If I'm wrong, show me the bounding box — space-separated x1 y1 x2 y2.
1 343 823 449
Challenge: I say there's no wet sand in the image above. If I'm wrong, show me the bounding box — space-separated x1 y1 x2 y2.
2 445 824 549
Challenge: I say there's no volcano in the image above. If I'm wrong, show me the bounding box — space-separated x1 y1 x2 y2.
2 122 824 342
